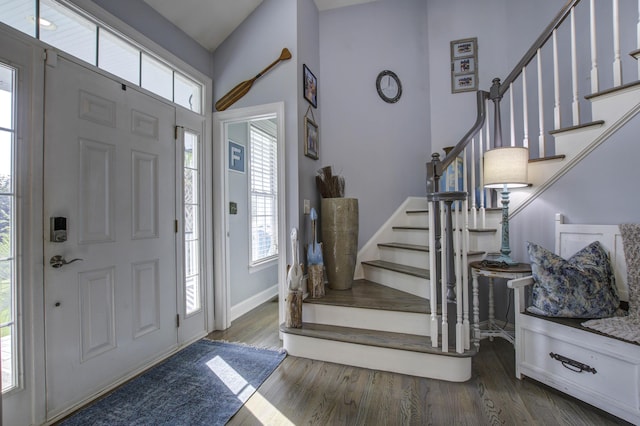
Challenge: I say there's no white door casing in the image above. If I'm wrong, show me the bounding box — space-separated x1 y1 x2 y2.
43 55 178 418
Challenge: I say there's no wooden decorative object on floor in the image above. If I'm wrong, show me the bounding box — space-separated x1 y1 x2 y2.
308 264 325 298
285 289 303 328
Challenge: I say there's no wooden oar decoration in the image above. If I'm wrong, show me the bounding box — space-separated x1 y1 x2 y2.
215 48 292 111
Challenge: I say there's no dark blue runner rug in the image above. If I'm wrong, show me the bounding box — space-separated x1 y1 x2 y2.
60 340 286 426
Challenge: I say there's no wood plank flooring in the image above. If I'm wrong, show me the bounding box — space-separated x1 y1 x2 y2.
208 299 631 426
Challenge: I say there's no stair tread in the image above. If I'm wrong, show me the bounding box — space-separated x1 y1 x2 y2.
305 279 429 313
393 226 428 231
280 322 475 358
377 242 485 257
361 260 430 279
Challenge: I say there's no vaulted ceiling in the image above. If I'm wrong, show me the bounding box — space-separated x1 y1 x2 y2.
143 0 379 51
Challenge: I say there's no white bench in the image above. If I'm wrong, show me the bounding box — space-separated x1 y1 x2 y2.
508 214 640 424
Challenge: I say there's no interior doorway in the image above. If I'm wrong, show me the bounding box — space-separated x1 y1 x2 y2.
213 103 286 332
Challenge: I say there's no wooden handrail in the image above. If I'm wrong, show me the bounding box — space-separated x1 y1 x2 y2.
499 0 581 97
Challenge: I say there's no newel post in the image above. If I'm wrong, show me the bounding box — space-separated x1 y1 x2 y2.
427 152 443 301
490 78 503 148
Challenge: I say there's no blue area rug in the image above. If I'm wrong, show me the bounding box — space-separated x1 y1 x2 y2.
61 340 286 426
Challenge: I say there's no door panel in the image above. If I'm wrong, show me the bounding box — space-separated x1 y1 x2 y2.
43 56 177 418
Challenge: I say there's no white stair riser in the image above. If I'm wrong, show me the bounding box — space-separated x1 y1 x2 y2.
362 266 429 298
283 333 472 382
392 229 429 246
302 303 431 336
379 247 428 269
590 85 640 122
405 213 429 227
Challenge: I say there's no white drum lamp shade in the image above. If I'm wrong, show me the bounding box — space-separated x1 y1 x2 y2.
483 147 529 188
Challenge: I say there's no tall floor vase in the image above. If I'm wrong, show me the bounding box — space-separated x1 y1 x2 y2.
321 198 358 290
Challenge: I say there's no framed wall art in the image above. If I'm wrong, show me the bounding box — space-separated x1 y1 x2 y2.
304 116 319 160
450 37 478 93
303 64 317 108
228 140 245 173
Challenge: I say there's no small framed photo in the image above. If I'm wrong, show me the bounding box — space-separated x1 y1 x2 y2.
452 74 477 93
228 140 245 173
451 38 476 59
304 117 319 160
452 57 475 74
303 64 317 108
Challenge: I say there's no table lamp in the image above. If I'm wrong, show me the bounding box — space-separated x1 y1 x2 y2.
483 146 529 265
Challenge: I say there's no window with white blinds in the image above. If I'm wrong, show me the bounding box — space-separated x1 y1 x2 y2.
249 122 278 265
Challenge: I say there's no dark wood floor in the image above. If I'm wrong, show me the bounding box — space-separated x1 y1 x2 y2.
208 299 630 426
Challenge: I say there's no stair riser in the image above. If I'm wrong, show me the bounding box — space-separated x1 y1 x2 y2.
302 303 431 336
362 266 429 298
590 86 640 123
283 333 472 382
378 247 428 269
392 229 429 246
404 213 429 228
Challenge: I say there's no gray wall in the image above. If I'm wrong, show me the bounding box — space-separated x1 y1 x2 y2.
318 0 431 247
212 0 301 269
227 122 278 306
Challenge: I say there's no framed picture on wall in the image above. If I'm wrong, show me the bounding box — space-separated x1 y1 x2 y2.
303 64 318 108
228 140 245 173
304 117 319 160
450 37 478 93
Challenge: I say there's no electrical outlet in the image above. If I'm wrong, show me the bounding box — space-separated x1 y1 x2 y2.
303 199 311 215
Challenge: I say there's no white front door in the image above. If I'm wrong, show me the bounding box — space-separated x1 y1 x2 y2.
43 55 178 418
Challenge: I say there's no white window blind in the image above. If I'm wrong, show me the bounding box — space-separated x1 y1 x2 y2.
250 122 278 265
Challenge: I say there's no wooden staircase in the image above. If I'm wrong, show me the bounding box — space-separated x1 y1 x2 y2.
281 201 496 382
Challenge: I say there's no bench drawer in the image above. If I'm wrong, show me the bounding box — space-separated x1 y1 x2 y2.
521 328 640 410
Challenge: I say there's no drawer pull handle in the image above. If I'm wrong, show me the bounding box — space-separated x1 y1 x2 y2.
549 352 597 374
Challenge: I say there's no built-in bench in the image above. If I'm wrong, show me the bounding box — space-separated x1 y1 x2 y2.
508 214 640 424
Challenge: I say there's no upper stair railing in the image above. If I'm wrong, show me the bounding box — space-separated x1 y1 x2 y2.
427 0 640 354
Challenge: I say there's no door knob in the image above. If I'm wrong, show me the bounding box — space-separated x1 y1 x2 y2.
50 255 83 269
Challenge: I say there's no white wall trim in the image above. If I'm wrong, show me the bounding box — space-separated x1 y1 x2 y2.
230 284 278 322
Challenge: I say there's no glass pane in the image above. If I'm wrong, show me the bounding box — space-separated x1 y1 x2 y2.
0 65 15 130
0 261 12 322
40 0 97 64
185 239 199 277
141 53 172 101
184 169 198 205
0 197 12 259
0 132 12 194
184 132 198 168
99 29 140 84
174 73 201 114
1 325 14 392
0 0 36 37
185 275 200 315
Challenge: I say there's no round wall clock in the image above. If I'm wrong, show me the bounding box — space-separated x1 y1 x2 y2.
376 70 402 103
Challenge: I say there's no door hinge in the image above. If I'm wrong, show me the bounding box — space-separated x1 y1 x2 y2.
176 314 180 328
175 220 178 233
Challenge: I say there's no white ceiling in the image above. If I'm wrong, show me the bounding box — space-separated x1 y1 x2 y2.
143 0 379 52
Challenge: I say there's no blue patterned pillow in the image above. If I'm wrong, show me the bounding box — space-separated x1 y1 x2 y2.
527 241 619 318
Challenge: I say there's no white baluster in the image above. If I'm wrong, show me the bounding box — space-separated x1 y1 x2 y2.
553 29 561 129
455 207 464 354
428 200 438 348
522 67 530 148
470 139 477 229
571 8 580 126
537 50 546 157
613 0 622 86
509 83 515 146
440 206 448 353
637 0 640 79
590 0 600 93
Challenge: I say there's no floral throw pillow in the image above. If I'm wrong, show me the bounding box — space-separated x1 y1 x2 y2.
527 241 619 318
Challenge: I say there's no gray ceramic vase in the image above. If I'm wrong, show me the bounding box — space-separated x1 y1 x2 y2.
321 198 359 290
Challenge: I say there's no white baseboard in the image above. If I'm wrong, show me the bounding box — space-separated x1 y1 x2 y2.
230 284 278 322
